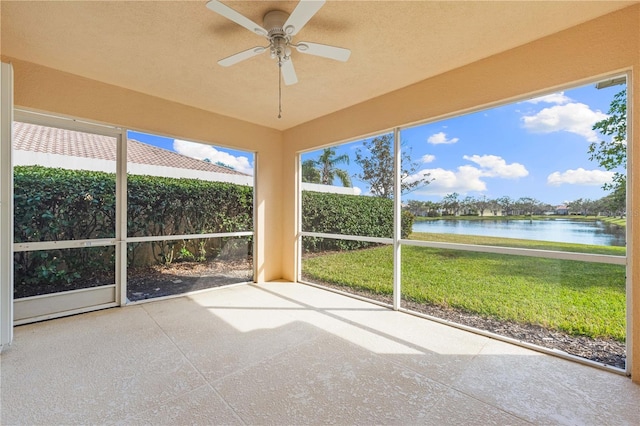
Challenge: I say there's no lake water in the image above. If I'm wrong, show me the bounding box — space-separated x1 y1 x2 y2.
412 218 626 247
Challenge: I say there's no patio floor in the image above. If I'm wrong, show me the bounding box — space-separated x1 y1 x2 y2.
2 282 639 425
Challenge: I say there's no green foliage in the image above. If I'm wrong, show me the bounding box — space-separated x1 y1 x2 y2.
302 159 321 184
13 166 253 289
407 193 623 219
302 148 352 187
14 166 116 243
354 134 430 198
13 166 117 294
214 161 235 170
441 192 460 215
302 191 413 251
13 248 116 298
589 88 626 210
178 245 196 262
127 174 253 264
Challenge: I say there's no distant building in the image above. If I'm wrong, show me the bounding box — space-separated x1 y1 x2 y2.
556 205 569 215
13 121 253 185
13 121 357 194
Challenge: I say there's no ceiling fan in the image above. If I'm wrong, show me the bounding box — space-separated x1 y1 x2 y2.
205 0 351 88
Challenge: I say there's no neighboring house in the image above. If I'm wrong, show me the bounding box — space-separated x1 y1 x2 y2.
13 121 357 194
13 121 253 186
556 205 569 215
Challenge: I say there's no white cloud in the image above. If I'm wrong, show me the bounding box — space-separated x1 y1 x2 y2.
547 168 614 186
406 154 527 196
421 154 436 164
526 92 571 105
427 132 459 145
173 139 254 175
521 102 607 142
406 166 486 196
462 154 528 178
353 186 362 196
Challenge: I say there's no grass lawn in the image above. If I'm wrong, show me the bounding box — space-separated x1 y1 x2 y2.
600 216 627 227
302 233 626 342
408 232 626 256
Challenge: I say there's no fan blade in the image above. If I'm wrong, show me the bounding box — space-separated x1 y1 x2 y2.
218 47 266 67
295 42 351 62
206 0 268 37
281 59 298 86
283 0 325 36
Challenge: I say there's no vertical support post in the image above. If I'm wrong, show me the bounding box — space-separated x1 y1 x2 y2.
252 152 258 283
295 152 303 283
625 71 633 376
0 62 14 349
393 128 402 310
116 130 127 305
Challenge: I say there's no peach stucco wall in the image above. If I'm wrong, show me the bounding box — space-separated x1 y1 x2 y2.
4 4 640 381
283 5 640 380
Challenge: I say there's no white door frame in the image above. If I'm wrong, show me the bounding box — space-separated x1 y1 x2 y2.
12 110 123 324
0 62 14 350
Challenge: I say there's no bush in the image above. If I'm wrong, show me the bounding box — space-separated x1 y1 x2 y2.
13 166 117 294
127 174 252 238
301 191 413 252
14 166 116 243
13 167 413 288
14 166 253 290
127 174 253 265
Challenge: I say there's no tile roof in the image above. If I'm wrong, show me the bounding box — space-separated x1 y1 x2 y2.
13 121 248 176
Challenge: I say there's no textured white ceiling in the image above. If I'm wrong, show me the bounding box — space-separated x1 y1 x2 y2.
1 1 635 130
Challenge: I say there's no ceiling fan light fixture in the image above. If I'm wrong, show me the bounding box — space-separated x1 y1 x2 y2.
206 0 349 117
263 10 289 33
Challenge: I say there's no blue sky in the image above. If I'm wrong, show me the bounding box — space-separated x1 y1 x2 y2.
127 131 255 175
302 80 626 206
128 79 625 206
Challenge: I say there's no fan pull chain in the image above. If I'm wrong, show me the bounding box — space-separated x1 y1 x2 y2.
278 60 282 119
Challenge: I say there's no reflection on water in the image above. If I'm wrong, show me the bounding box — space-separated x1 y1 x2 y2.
412 218 626 247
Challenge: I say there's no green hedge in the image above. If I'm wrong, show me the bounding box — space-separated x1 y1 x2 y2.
127 174 253 238
13 167 412 291
13 166 253 292
126 174 253 265
14 167 117 294
302 191 414 251
14 166 253 244
14 166 116 243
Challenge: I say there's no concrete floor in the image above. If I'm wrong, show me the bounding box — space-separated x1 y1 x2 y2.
1 282 639 425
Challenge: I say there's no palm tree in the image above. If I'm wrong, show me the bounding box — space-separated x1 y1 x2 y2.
306 148 352 187
301 159 321 183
